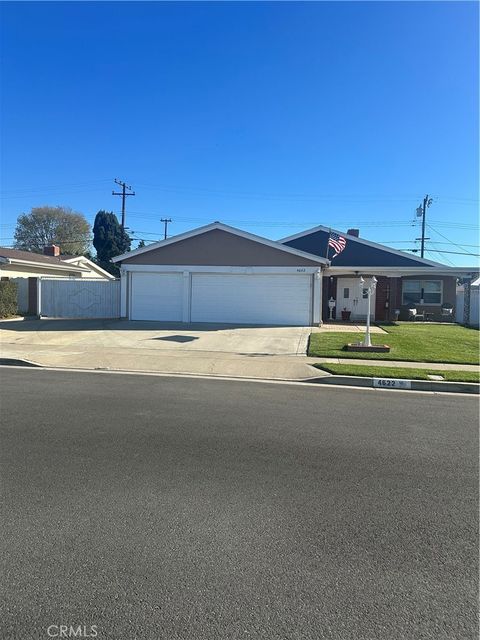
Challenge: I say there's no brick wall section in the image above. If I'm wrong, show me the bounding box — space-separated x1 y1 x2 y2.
322 276 338 320
374 276 390 322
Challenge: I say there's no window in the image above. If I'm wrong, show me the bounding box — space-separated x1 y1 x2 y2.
343 288 349 299
402 280 442 306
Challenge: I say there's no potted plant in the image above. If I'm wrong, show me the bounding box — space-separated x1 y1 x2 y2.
341 308 351 321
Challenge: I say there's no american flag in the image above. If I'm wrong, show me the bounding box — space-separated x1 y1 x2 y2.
328 232 347 258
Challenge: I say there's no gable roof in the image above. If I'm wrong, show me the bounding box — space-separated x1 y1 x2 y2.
112 222 330 265
0 247 89 273
280 225 446 268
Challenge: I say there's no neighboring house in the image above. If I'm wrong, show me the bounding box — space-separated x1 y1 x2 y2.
281 226 478 322
54 255 116 280
113 222 328 325
0 245 114 313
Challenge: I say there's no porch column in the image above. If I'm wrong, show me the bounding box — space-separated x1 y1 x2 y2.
312 269 322 325
464 279 471 325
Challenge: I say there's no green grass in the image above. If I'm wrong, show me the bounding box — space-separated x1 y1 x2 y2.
314 363 480 383
308 323 479 365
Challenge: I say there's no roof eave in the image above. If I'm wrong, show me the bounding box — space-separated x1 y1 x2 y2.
2 258 89 272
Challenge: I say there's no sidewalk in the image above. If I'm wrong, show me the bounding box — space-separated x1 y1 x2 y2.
309 357 479 372
0 342 323 380
2 340 479 380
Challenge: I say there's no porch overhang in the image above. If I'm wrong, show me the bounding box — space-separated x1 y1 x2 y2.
325 266 479 278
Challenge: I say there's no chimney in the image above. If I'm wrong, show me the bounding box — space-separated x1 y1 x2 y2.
347 228 359 237
43 244 60 257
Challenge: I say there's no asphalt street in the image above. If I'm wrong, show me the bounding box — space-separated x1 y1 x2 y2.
0 368 478 640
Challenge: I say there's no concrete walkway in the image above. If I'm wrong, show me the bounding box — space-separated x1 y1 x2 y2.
312 323 387 334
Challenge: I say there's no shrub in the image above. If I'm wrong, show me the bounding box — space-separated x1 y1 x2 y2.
0 280 18 318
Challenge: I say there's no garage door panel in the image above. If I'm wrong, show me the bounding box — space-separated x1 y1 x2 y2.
191 274 311 325
131 273 183 321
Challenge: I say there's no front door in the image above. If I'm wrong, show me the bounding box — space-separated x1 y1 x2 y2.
338 278 375 321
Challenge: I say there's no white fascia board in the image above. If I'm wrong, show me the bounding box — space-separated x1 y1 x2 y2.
279 224 446 268
62 256 116 279
326 265 479 277
121 264 322 274
7 258 88 273
112 222 329 265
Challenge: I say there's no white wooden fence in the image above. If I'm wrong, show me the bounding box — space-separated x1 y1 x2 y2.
40 278 120 319
11 278 29 314
456 287 479 327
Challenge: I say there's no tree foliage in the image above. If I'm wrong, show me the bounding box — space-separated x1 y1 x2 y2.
0 281 18 318
13 206 91 255
92 211 131 275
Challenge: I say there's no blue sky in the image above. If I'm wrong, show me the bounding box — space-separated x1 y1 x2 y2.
1 1 478 265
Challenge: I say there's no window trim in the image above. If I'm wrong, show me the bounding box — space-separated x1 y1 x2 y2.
401 279 443 306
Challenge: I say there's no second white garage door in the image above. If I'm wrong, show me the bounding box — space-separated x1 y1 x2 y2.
191 273 312 325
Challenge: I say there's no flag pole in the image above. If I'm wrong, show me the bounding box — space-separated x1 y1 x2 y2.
325 228 331 260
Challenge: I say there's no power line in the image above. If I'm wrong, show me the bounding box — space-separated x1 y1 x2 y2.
121 210 480 230
411 248 480 257
426 223 479 257
427 242 456 265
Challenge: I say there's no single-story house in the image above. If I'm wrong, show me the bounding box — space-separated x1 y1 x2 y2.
0 245 114 313
112 222 478 326
0 245 115 280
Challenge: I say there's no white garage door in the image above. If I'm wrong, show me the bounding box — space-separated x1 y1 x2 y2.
130 272 184 321
191 273 312 325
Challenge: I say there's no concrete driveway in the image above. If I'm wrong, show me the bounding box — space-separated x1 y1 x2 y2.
0 318 311 355
0 319 316 379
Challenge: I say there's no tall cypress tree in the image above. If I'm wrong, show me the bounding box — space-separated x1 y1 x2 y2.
93 211 131 275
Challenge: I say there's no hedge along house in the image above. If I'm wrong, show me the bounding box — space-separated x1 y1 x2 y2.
281 226 478 322
112 223 328 326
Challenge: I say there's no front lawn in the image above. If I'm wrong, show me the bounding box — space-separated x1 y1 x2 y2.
308 323 479 364
314 363 480 383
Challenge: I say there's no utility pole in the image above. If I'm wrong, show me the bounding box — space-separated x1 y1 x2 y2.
415 194 433 258
112 179 135 230
161 218 172 240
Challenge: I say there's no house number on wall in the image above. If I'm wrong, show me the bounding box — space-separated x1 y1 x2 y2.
296 268 306 272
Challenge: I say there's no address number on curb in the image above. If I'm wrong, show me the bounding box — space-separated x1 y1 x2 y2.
373 378 411 389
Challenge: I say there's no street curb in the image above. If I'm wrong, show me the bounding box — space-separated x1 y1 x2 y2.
1 360 478 393
307 375 480 394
